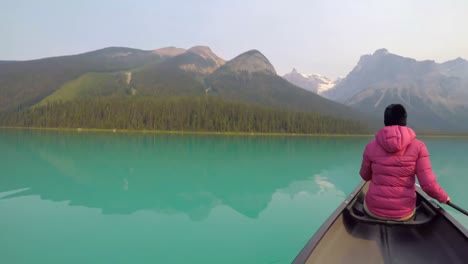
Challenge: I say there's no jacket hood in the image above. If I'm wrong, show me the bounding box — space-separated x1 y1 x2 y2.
375 126 416 153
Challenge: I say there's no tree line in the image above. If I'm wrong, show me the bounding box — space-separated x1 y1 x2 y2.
0 96 369 134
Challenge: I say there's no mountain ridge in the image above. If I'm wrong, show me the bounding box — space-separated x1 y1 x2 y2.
325 48 468 131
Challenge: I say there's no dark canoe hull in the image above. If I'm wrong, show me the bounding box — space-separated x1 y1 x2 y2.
293 181 468 264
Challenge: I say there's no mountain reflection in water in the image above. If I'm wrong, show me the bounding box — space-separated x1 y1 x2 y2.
0 130 367 220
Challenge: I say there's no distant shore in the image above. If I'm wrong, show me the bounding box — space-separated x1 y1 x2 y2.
2 126 468 138
0 126 374 137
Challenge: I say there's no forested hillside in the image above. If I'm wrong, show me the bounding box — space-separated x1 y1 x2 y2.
0 97 369 134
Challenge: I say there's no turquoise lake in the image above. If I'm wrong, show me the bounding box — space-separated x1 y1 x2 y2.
1 129 467 264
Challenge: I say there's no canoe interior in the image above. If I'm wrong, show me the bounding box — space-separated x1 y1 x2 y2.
293 182 468 264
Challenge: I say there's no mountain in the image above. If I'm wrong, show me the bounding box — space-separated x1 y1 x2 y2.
205 50 368 121
35 46 226 103
0 47 160 112
173 46 225 74
187 46 225 71
151 46 224 74
37 48 364 123
129 46 225 97
283 68 337 94
0 46 373 133
217 49 276 74
2 45 226 111
324 49 468 131
440 57 468 79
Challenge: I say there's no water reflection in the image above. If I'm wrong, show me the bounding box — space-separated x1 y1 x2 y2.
2 130 467 264
0 129 370 220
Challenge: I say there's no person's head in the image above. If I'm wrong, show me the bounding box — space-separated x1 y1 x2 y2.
384 104 407 126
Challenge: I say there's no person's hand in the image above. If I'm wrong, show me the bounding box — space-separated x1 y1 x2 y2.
446 197 451 204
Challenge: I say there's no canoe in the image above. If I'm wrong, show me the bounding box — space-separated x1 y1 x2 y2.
293 181 468 264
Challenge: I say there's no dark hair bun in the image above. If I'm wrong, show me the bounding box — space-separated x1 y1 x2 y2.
384 104 407 126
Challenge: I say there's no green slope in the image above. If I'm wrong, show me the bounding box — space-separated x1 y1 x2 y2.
131 62 206 97
0 47 160 112
34 51 216 107
36 72 132 106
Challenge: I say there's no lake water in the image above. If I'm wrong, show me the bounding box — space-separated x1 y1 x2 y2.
0 129 466 264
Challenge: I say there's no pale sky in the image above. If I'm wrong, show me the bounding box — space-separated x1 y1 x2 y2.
1 0 467 79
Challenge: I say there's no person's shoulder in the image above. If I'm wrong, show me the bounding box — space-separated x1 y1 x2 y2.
363 139 377 153
409 138 427 154
411 138 425 148
365 139 377 147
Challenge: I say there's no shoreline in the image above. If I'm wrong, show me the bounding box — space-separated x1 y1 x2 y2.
2 126 468 138
0 126 373 137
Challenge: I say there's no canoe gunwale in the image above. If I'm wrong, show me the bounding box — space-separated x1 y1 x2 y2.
292 181 468 264
415 185 468 237
292 181 366 264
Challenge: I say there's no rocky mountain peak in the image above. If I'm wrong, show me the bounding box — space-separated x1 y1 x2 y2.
187 46 225 67
443 57 468 66
223 50 276 75
440 57 468 79
152 47 187 58
373 48 390 56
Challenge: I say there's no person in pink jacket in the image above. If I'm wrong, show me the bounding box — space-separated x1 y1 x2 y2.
360 104 450 221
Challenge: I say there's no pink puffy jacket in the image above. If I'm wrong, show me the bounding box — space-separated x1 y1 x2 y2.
360 126 448 219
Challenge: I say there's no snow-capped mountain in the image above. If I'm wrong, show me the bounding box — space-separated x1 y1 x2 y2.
283 68 337 95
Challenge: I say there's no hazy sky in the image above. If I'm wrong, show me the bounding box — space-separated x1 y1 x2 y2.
2 0 467 78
